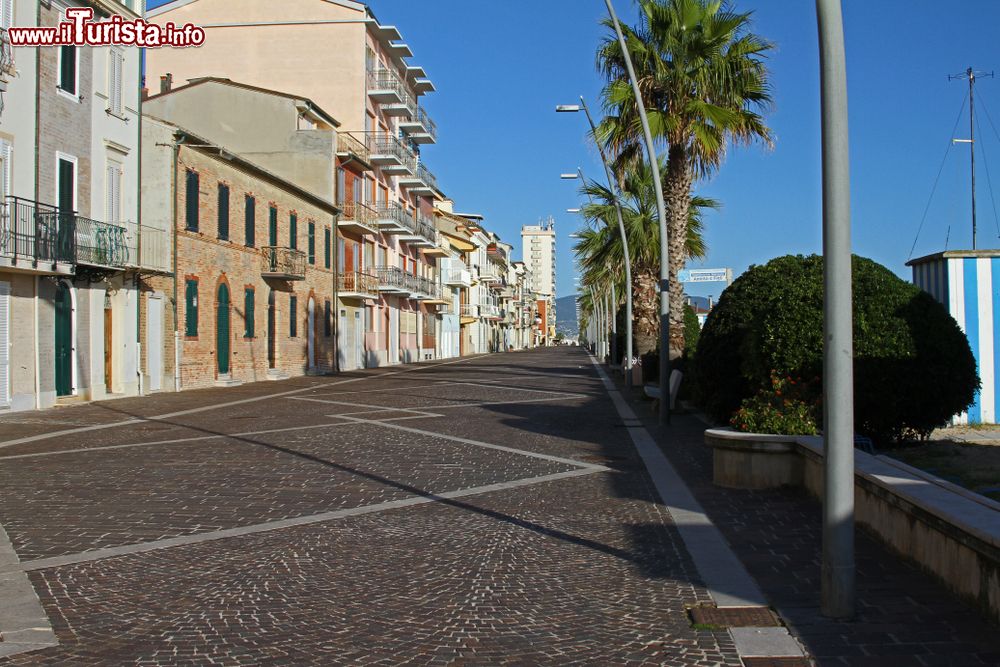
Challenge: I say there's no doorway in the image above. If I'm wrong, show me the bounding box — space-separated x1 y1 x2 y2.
54 281 73 396
307 297 316 371
147 295 163 392
267 290 276 369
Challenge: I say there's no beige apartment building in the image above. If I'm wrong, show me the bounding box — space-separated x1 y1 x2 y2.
146 0 443 368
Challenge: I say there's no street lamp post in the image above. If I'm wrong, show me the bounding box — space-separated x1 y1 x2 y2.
817 0 855 620
557 98 635 386
604 0 671 423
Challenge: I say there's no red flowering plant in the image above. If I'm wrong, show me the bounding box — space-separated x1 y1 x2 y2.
730 371 821 435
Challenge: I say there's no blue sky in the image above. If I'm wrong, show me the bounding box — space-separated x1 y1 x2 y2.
147 0 1000 300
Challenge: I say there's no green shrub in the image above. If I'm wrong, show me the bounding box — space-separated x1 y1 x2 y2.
730 372 820 435
684 304 701 359
692 254 979 444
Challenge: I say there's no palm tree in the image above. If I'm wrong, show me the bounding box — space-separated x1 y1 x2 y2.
596 0 773 359
573 160 717 355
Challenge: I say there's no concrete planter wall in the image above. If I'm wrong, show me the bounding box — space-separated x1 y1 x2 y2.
704 428 804 490
704 428 1000 624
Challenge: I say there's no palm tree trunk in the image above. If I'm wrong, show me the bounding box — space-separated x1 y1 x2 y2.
664 144 692 361
632 267 659 356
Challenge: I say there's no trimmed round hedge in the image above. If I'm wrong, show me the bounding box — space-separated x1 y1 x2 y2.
692 254 979 444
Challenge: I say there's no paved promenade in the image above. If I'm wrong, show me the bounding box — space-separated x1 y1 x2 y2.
0 347 996 665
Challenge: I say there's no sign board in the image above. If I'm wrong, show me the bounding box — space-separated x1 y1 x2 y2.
677 268 733 285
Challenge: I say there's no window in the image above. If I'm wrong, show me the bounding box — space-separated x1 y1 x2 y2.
289 213 297 250
324 227 331 269
244 195 256 247
307 221 316 265
289 296 298 337
244 288 255 338
217 183 230 240
57 155 76 212
105 159 122 222
268 205 278 246
108 48 124 116
185 170 199 231
336 168 346 205
58 45 78 97
185 279 198 336
324 300 332 337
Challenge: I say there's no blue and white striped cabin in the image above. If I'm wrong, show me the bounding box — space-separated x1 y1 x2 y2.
907 250 1000 425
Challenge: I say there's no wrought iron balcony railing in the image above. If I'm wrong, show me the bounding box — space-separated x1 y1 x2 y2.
1 197 76 266
261 246 307 280
376 265 409 291
366 67 406 100
75 216 130 268
376 201 416 234
338 271 378 297
413 214 436 243
460 304 478 318
336 132 371 166
339 200 379 232
417 163 438 192
371 133 411 163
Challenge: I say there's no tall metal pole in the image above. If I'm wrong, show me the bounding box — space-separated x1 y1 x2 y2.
816 0 855 620
605 0 670 423
580 97 634 386
610 281 618 368
970 68 978 250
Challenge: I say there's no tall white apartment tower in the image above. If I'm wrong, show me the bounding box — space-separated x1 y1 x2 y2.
521 218 556 342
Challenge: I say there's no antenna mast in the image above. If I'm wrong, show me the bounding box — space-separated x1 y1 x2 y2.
950 67 994 249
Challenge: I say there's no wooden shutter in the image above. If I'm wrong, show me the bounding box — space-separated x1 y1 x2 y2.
290 296 297 337
0 282 9 407
185 171 199 231
308 222 315 264
105 161 121 222
185 280 198 336
289 214 297 250
1 0 13 30
324 228 331 269
109 49 123 116
244 195 255 247
59 46 77 95
217 183 229 240
268 206 277 246
244 289 255 338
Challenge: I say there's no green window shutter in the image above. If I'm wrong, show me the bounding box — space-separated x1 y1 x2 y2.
324 300 332 337
245 195 256 247
244 289 255 338
185 279 198 336
290 296 298 338
59 46 77 94
290 214 298 250
185 171 199 231
269 206 278 246
324 228 331 269
308 222 316 264
218 183 230 240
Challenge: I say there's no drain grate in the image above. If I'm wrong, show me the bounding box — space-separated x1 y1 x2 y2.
689 606 782 628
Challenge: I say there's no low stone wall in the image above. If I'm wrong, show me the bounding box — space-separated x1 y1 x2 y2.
705 428 1000 624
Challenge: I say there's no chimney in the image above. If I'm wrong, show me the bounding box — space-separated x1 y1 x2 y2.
160 73 173 95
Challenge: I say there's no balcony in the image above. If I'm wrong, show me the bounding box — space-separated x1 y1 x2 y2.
336 133 372 170
126 222 172 273
479 304 502 320
375 202 415 235
477 266 501 284
369 133 414 175
376 266 410 295
261 246 306 280
399 106 437 144
460 304 479 319
366 68 406 105
75 216 131 269
0 198 75 274
422 279 448 304
397 213 436 248
443 267 473 288
382 91 415 119
399 162 438 197
338 271 378 300
338 201 379 235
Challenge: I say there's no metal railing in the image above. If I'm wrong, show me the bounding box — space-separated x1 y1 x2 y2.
413 214 436 242
416 163 438 191
371 132 411 163
337 132 370 163
76 216 130 268
260 246 307 279
414 106 438 141
338 270 378 296
376 202 416 233
1 197 76 265
0 28 14 77
366 67 406 98
419 275 441 299
340 200 378 227
460 304 478 318
376 265 409 290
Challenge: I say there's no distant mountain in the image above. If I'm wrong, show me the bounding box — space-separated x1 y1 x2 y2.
555 294 579 337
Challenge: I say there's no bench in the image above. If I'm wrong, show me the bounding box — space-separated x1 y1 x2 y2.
643 370 682 411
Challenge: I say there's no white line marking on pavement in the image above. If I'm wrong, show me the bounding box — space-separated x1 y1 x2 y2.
9 467 603 574
0 355 486 450
587 356 768 609
335 414 609 472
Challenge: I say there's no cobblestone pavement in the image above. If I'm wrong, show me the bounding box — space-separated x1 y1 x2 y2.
632 395 1000 666
0 349 741 666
